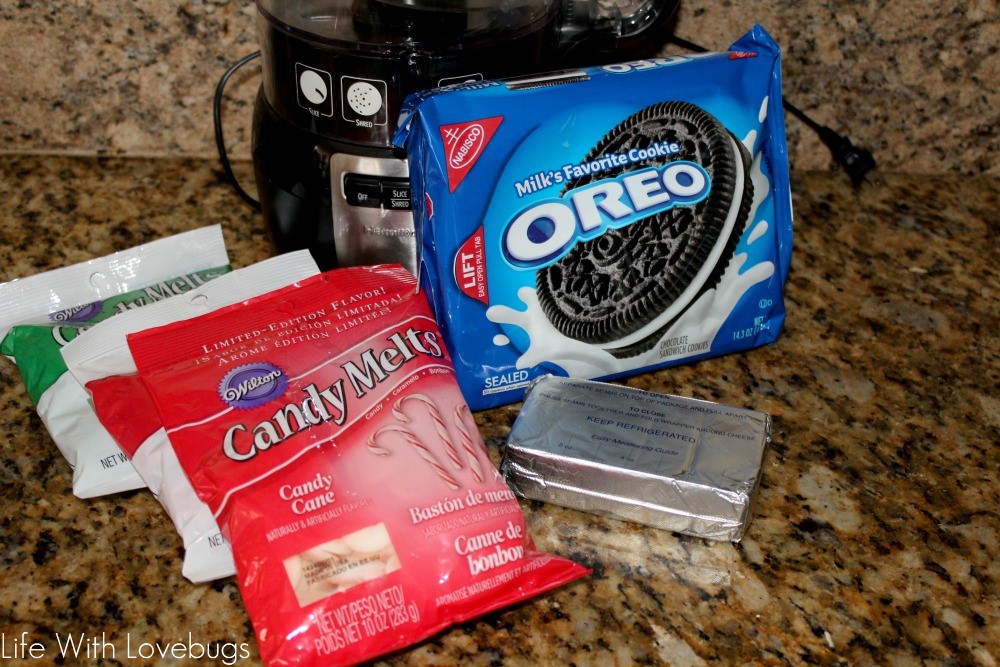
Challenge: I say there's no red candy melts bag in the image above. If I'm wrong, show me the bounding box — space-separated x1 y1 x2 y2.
127 265 587 666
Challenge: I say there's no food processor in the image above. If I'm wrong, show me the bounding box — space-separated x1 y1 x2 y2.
250 0 677 272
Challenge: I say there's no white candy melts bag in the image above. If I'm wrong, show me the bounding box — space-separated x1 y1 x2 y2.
0 225 230 497
126 265 588 666
62 250 320 583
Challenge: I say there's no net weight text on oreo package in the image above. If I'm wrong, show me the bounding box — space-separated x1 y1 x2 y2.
398 26 793 410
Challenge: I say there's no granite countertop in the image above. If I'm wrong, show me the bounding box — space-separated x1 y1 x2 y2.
0 155 996 666
3 1 997 177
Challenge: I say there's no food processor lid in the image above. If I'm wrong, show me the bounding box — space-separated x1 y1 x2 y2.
256 0 557 48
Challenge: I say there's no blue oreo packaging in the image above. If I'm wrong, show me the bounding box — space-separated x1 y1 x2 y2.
395 25 793 411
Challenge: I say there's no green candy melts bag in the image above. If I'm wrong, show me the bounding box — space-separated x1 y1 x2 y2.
0 225 231 497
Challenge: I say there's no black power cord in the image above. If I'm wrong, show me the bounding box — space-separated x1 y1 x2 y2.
213 50 262 211
667 35 876 187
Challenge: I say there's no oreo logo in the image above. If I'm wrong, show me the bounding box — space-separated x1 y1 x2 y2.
502 161 710 269
220 363 288 410
49 301 103 324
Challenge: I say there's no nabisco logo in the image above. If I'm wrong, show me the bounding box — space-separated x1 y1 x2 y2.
440 116 503 192
448 124 484 170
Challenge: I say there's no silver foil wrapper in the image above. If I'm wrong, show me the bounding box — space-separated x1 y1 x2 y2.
501 376 771 542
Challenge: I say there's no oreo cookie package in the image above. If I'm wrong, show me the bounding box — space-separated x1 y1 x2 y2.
396 26 792 410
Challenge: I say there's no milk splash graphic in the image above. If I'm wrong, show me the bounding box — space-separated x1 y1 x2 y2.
486 97 776 377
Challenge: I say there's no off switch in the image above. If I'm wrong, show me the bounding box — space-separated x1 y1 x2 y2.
343 174 411 210
343 175 382 208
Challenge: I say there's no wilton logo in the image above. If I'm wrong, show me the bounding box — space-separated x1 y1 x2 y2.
220 363 288 410
49 301 103 324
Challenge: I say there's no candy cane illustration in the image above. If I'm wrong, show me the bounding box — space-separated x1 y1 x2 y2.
367 424 460 491
366 430 391 457
453 404 485 483
392 394 463 470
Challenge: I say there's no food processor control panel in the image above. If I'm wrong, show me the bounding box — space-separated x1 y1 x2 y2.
343 174 411 210
330 153 417 275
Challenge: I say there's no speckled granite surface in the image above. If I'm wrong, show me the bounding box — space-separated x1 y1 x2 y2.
0 1 997 175
0 155 996 665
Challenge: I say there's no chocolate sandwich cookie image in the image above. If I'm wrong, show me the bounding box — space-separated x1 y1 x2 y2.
535 101 754 358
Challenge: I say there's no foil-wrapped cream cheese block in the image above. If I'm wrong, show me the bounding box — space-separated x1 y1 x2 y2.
501 376 771 541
